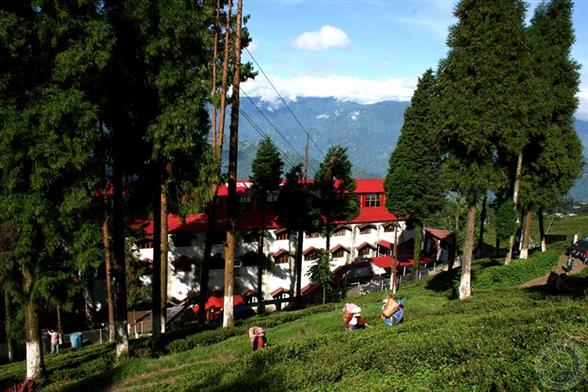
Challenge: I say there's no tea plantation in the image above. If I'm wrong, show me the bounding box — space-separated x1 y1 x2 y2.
1 250 587 391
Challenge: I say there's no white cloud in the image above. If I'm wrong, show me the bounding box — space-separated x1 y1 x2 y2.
242 74 415 104
350 110 360 120
316 113 330 120
577 91 588 121
247 40 259 54
292 25 351 52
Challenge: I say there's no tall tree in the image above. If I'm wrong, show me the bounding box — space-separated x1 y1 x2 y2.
250 137 283 313
436 0 530 298
276 165 319 309
519 0 583 256
313 146 359 253
224 0 244 328
0 1 110 376
307 251 333 304
385 69 443 281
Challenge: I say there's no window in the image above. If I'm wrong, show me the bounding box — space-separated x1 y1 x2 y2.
383 223 395 232
332 248 346 259
359 247 372 257
240 194 252 204
276 231 289 241
172 256 194 272
305 231 321 238
333 227 348 237
275 253 291 264
136 238 153 249
359 226 373 235
364 193 381 207
239 252 259 267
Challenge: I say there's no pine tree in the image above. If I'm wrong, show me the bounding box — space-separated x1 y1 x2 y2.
0 1 110 377
436 0 531 298
276 165 320 309
385 69 443 281
307 251 333 304
313 146 359 253
519 0 582 255
250 137 284 312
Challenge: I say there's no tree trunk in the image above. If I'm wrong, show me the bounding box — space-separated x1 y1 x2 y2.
56 305 63 339
151 169 162 341
4 291 14 362
411 223 422 281
198 198 217 323
160 176 169 334
454 193 461 232
520 209 532 259
216 0 232 160
390 219 398 294
112 162 128 358
210 0 220 148
256 195 266 314
505 151 523 265
295 229 304 309
322 286 326 305
476 194 487 258
223 0 243 329
538 208 547 252
459 203 476 299
102 216 115 342
24 271 44 380
325 223 331 257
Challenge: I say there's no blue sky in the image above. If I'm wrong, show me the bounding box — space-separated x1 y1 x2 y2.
241 0 588 119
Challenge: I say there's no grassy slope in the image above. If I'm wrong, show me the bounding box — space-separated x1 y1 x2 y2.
1 254 587 391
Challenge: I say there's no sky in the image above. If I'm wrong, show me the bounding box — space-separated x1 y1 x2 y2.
241 0 588 119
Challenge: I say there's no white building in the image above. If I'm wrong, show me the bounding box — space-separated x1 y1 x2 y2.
137 179 414 302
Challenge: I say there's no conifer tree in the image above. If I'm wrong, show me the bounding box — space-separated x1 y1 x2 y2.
385 69 443 280
276 165 319 308
313 146 359 253
436 0 530 298
250 137 283 312
0 1 110 377
519 0 582 255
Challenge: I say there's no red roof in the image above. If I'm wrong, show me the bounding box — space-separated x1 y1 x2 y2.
377 239 393 249
355 179 385 193
205 293 245 310
356 242 375 250
330 244 349 253
272 248 290 257
425 227 454 241
303 246 322 256
370 256 412 268
271 287 290 297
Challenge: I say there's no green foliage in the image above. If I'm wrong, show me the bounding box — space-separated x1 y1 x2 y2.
495 200 517 243
313 145 359 247
385 69 443 224
125 237 150 308
307 251 334 302
250 137 284 196
276 164 319 233
474 250 561 289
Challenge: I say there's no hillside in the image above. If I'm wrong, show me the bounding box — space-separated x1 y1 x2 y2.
2 249 586 391
229 98 588 201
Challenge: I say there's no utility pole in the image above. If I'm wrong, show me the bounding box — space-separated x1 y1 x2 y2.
223 0 243 328
304 134 309 179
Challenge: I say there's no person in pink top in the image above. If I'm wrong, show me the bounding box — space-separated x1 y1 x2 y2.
47 328 60 354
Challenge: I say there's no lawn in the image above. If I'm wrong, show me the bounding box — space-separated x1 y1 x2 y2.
1 250 587 391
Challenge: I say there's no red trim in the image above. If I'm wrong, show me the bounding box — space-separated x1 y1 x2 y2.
271 287 290 297
356 242 376 250
330 244 349 253
272 248 290 257
303 246 322 256
377 239 393 249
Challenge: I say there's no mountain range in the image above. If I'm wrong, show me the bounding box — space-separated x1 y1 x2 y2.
225 97 588 201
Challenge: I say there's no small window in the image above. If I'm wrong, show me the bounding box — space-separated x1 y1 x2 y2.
383 223 395 232
275 253 291 264
136 238 153 249
305 231 321 238
240 194 252 204
332 249 346 259
365 193 381 207
333 227 348 237
276 231 289 241
359 226 372 235
239 251 259 267
359 247 372 257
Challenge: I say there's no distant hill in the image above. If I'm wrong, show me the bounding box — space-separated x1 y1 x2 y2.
227 97 588 201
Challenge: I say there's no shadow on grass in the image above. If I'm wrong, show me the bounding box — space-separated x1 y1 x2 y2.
523 272 588 300
57 364 127 392
425 258 503 298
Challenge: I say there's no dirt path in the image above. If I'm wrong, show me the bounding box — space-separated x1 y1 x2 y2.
521 255 586 289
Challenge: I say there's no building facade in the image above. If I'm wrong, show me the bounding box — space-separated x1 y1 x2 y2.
137 179 413 301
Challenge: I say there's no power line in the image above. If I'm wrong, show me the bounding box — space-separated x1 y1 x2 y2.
240 88 319 173
244 47 326 159
239 109 300 171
